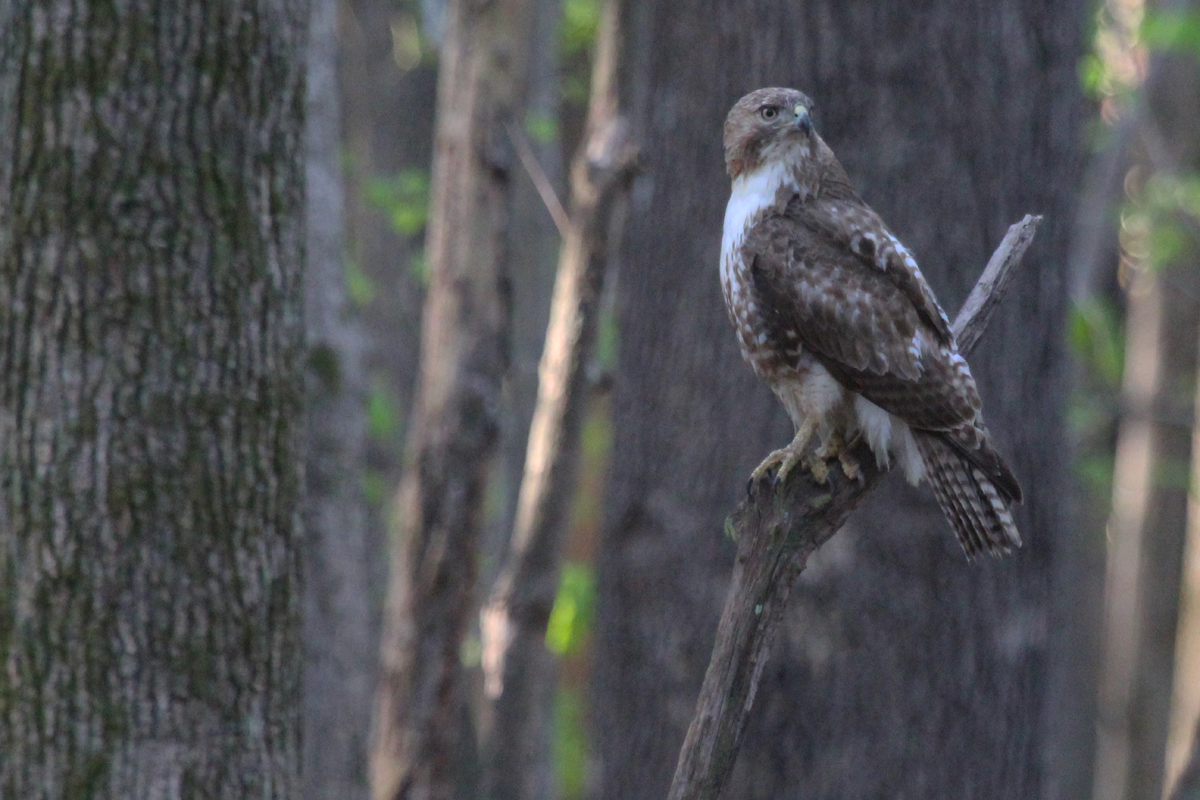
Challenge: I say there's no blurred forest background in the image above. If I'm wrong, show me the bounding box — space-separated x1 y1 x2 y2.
3 0 1200 799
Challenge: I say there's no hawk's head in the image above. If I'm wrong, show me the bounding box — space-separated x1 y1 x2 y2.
724 87 816 180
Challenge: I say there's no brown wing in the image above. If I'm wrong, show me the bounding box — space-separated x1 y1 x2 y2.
797 191 954 345
743 210 978 432
743 207 1022 503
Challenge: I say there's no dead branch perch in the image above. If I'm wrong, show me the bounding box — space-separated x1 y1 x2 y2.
666 214 1043 800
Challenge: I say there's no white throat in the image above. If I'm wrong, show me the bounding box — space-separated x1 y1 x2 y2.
720 160 798 291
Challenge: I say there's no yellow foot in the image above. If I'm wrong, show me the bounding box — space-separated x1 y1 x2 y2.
814 431 861 481
750 444 805 485
750 418 822 486
802 455 830 484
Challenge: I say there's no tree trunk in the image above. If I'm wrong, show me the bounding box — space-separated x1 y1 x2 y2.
368 0 530 797
480 3 632 797
1170 402 1200 795
0 1 306 797
1095 6 1200 797
304 0 376 797
1096 277 1198 800
591 2 1087 799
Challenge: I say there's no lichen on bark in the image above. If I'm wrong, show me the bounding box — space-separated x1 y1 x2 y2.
0 1 306 797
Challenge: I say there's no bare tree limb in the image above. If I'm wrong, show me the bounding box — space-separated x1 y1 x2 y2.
368 0 532 797
667 214 1043 800
955 215 1043 353
508 120 571 240
479 4 636 797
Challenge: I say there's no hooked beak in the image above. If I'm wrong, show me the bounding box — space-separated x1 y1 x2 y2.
795 105 812 136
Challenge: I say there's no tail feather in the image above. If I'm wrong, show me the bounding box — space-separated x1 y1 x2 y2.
923 446 992 555
914 430 1021 557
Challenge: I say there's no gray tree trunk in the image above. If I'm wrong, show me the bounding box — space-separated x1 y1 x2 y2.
0 1 306 797
304 0 375 797
369 0 531 797
591 2 1088 799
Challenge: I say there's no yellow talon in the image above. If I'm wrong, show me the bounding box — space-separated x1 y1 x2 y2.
815 431 860 481
751 418 824 485
803 455 830 484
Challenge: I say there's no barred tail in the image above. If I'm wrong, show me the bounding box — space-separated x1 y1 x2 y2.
913 430 1021 557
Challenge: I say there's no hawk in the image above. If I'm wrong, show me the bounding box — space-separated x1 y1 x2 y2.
720 87 1021 556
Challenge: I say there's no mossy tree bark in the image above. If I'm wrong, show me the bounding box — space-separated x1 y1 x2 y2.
0 0 306 798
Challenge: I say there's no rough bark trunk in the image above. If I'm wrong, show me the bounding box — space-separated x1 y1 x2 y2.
591 2 1087 799
480 3 632 798
368 0 530 797
0 1 306 797
304 0 376 797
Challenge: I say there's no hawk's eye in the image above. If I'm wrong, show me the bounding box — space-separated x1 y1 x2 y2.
759 106 779 121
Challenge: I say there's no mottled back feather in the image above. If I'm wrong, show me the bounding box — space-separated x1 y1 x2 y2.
743 203 1022 505
720 87 1023 554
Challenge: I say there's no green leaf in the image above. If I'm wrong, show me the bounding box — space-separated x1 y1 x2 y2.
389 13 426 72
362 470 388 506
1148 220 1189 268
344 257 377 306
367 380 401 442
545 562 596 656
553 687 588 799
1129 174 1200 270
1142 10 1200 58
594 302 618 371
1068 298 1124 388
1076 453 1116 499
561 0 600 57
526 111 559 144
1078 53 1107 97
366 168 431 237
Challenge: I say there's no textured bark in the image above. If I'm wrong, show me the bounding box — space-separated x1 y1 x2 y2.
592 2 1087 799
369 0 530 798
668 218 1040 800
480 3 632 798
304 0 376 798
0 1 306 797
